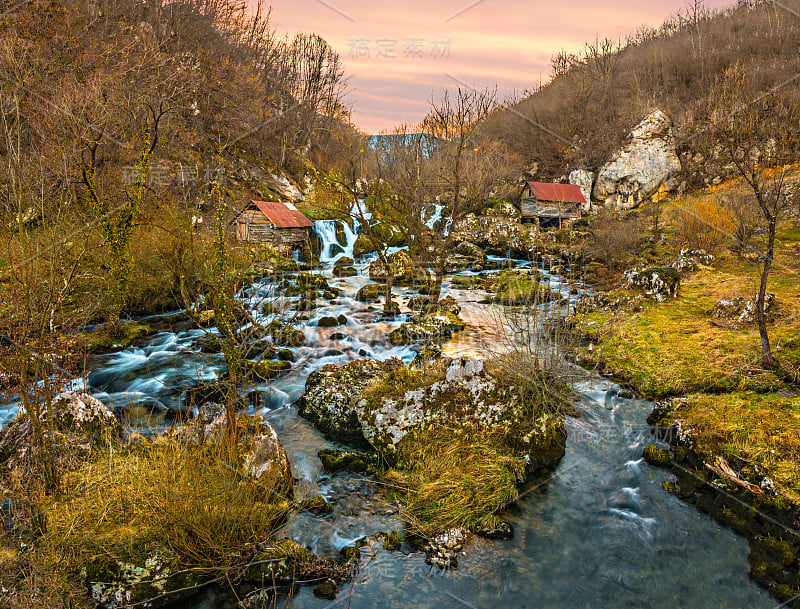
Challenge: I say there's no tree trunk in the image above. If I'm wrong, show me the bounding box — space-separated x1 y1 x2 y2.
429 260 445 303
757 219 776 369
383 275 394 315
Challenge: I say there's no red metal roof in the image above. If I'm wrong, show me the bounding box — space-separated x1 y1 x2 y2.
527 182 586 205
252 201 313 229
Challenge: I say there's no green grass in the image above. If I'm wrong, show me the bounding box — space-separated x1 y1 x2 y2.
573 244 800 399
656 392 800 501
572 181 800 503
493 276 560 306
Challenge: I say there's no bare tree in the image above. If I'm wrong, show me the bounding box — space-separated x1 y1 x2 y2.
702 65 800 369
413 87 513 302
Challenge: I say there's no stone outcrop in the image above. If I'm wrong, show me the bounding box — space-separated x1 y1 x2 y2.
712 294 776 324
387 311 466 346
170 402 293 485
88 551 203 609
451 204 545 259
357 357 567 467
269 174 303 202
298 357 567 472
297 359 403 442
569 169 594 211
594 110 681 210
445 241 487 273
0 392 121 473
672 248 715 273
621 266 681 301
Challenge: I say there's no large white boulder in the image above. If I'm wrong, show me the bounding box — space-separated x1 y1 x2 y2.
569 169 594 211
594 110 681 210
270 174 304 202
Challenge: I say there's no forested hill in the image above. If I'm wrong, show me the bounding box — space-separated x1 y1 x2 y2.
481 0 800 185
0 0 358 220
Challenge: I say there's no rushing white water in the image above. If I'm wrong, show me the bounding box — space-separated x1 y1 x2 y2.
0 253 778 609
312 200 372 265
314 220 357 264
425 203 443 228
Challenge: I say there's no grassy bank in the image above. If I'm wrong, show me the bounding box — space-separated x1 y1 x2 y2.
0 417 296 607
570 179 800 509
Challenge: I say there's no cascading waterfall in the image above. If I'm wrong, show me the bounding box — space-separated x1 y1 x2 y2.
313 200 367 265
313 220 358 264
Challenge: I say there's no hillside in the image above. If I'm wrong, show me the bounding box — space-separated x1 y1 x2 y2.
482 0 800 186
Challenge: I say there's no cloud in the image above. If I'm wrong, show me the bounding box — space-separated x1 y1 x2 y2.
266 0 737 132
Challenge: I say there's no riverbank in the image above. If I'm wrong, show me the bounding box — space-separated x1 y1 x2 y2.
567 184 800 606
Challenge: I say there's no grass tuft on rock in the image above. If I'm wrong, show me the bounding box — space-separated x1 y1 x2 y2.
4 436 293 604
383 427 526 537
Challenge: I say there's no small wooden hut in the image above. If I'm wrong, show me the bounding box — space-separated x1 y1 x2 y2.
520 182 586 227
234 200 313 255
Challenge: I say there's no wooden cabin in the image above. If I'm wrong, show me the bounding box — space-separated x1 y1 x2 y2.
234 201 313 255
520 182 586 227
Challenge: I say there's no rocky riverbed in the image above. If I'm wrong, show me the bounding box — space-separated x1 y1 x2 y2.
0 230 783 608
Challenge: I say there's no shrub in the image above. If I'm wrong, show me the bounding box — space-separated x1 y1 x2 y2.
584 211 643 268
675 198 737 253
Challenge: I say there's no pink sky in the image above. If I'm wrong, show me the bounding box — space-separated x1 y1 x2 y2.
266 0 735 133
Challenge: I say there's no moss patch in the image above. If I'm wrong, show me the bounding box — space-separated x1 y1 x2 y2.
654 393 800 501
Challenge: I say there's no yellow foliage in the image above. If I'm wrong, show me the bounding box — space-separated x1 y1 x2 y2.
675 198 737 253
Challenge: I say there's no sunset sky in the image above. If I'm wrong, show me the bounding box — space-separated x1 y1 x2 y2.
266 0 735 133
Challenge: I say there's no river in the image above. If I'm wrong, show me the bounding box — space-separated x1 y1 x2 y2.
0 224 776 609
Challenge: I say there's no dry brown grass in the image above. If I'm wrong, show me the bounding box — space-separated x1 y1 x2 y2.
1 434 292 607
665 392 800 501
384 427 525 537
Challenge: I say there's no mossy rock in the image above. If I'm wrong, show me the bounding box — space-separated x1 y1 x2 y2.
318 316 340 328
268 321 306 347
301 495 334 514
298 359 402 442
277 349 294 362
473 515 514 540
313 578 338 600
317 449 378 474
81 322 153 354
369 251 418 285
353 233 377 258
355 283 384 303
296 272 332 291
388 311 467 346
297 298 318 312
87 551 205 609
333 266 358 278
199 336 225 354
244 538 313 586
643 444 673 467
248 360 292 381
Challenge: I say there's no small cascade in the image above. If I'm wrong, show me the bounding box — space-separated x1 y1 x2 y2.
313 220 357 265
425 202 443 228
313 200 369 265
